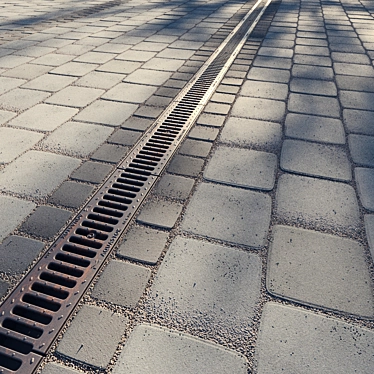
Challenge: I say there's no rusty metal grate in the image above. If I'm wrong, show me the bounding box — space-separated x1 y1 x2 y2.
0 0 277 372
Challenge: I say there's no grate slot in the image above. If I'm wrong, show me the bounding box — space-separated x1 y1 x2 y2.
0 332 33 355
93 206 123 218
39 271 76 289
133 157 159 166
62 244 97 259
31 282 69 300
139 149 164 158
107 188 136 199
98 200 129 212
21 294 61 313
68 236 102 249
75 228 108 241
54 254 89 270
121 172 148 181
146 140 170 148
102 194 132 205
2 318 43 339
114 180 142 190
128 162 155 172
13 306 52 325
135 154 162 162
0 351 22 371
87 213 118 225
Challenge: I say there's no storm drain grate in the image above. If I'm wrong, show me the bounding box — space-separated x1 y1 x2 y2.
0 0 277 372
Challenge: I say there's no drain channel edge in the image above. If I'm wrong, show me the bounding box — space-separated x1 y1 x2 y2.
0 0 272 372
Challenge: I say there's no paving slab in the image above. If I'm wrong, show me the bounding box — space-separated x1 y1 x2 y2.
0 196 35 242
112 324 248 374
74 51 116 64
290 78 337 96
253 55 292 69
0 109 16 125
365 214 374 260
91 144 128 164
288 93 340 118
20 206 71 239
188 125 220 142
340 91 374 111
154 173 194 200
232 96 286 122
294 54 332 66
204 146 277 191
118 225 168 265
2 63 51 80
334 62 374 77
0 88 50 112
74 71 124 89
336 76 374 93
255 303 374 374
348 134 374 167
267 225 374 317
0 150 80 198
291 64 334 80
285 113 345 144
42 121 113 157
178 139 212 158
146 237 261 338
247 67 290 83
167 154 204 177
0 236 44 274
97 60 141 74
7 103 78 132
31 53 74 67
276 173 360 232
108 129 142 146
355 168 374 211
0 55 33 68
137 199 183 229
48 181 94 208
0 280 9 298
71 161 113 184
0 128 44 164
102 82 157 103
56 305 127 368
123 68 173 85
22 73 77 92
45 86 104 108
92 260 150 307
0 76 27 95
220 117 282 149
50 61 98 76
182 182 271 247
41 363 79 374
240 80 288 100
280 139 351 181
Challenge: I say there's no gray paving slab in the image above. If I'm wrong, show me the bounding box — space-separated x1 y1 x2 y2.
295 45 330 56
179 139 212 158
348 134 374 167
290 78 337 96
0 109 16 125
48 181 94 208
288 93 340 118
365 214 374 261
0 77 27 96
258 47 293 58
146 236 261 337
8 103 78 132
276 173 360 232
0 196 35 242
108 129 142 146
232 97 286 122
155 173 195 200
336 76 374 93
74 71 124 89
20 206 71 239
340 91 374 111
268 225 374 317
0 55 33 68
121 116 153 131
0 88 50 112
134 105 163 119
280 139 351 181
74 51 116 64
31 53 74 67
22 73 77 92
45 86 104 108
42 121 113 157
0 280 9 298
204 102 231 115
292 64 334 80
331 52 370 64
0 150 80 198
3 63 51 80
211 92 236 104
167 154 204 177
92 260 150 307
285 113 345 144
56 305 127 368
113 324 248 374
118 225 168 265
41 363 79 374
71 161 113 184
137 199 183 229
334 62 374 77
220 117 282 149
182 182 271 247
0 236 44 274
204 146 277 191
240 80 288 100
0 128 44 164
255 303 374 374
102 82 157 103
97 60 141 74
253 55 292 69
188 125 219 142
355 168 374 211
91 144 128 164
247 67 290 83
50 61 98 76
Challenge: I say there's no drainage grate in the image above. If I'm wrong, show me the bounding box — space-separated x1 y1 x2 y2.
0 0 276 372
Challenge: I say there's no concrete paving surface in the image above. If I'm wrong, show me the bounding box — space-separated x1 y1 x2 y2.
0 0 374 373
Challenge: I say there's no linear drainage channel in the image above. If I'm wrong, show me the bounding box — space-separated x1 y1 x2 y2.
0 0 275 372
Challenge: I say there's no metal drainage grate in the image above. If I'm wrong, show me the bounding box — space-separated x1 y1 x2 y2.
0 0 275 372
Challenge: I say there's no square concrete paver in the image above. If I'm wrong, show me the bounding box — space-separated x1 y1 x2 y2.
232 97 286 122
344 109 374 136
91 144 128 164
56 305 127 368
240 80 288 100
0 128 44 164
0 76 26 95
7 104 78 131
42 121 113 157
204 146 277 191
71 161 113 184
276 174 360 233
22 74 77 92
155 174 195 200
182 182 271 248
137 199 183 229
220 117 282 150
355 168 374 211
118 225 168 265
146 237 262 339
50 61 98 76
0 236 44 274
255 303 374 374
112 324 247 374
48 181 94 208
91 260 150 307
0 196 36 242
102 82 157 103
74 100 138 126
74 71 124 89
96 60 141 74
348 134 374 167
108 129 141 146
41 363 79 374
267 225 374 317
0 88 50 111
179 139 212 158
124 69 172 85
285 113 345 144
340 91 374 111
0 109 16 125
167 155 204 177
0 151 81 198
280 139 351 181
